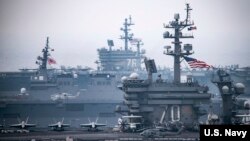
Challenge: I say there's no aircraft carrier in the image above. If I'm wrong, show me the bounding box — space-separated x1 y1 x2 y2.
0 16 150 128
0 17 248 130
117 3 211 129
1 3 250 141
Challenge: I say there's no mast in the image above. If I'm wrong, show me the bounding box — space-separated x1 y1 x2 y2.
136 40 143 71
36 37 51 72
120 16 134 51
42 37 49 70
163 3 195 83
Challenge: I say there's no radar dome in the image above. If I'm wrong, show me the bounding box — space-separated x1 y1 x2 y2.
234 83 245 94
222 86 229 94
121 76 128 82
129 73 139 80
244 101 250 109
210 114 219 120
20 88 26 94
116 105 121 112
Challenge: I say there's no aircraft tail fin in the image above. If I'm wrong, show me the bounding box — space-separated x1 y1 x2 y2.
95 117 99 123
17 117 21 123
62 117 64 124
25 117 29 124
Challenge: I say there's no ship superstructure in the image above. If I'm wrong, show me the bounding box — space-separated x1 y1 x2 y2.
119 4 211 129
97 16 145 72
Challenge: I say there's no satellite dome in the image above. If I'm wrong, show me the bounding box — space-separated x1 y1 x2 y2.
116 105 121 112
129 73 139 80
234 83 245 94
121 76 128 82
20 88 26 94
210 114 219 120
222 86 229 94
244 101 250 109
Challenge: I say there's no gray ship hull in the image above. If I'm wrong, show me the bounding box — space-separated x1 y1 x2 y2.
0 101 121 128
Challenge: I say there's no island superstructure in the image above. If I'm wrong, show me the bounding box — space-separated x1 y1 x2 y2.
118 4 211 129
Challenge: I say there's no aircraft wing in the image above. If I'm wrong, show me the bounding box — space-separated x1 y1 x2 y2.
62 124 70 127
48 123 70 127
80 124 92 128
10 124 22 128
95 123 106 127
48 123 58 127
25 124 36 127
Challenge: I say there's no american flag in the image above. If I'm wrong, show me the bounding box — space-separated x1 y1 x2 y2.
48 57 56 65
183 56 211 68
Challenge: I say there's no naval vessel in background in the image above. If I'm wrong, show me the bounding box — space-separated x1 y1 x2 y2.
1 3 250 141
0 16 149 127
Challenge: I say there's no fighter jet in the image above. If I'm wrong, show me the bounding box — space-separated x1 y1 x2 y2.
10 117 36 129
140 125 184 138
80 117 106 131
48 118 70 131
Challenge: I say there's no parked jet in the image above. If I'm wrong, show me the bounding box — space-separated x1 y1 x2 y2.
121 115 143 132
51 92 80 101
80 118 106 131
140 125 184 138
10 117 36 129
48 118 70 131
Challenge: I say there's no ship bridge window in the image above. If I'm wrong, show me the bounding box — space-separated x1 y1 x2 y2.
171 105 180 121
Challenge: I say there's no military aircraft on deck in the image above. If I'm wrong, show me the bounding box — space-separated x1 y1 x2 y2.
10 117 36 129
80 117 106 131
48 118 70 131
140 125 184 138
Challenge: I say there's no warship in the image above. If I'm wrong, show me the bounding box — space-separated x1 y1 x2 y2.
1 3 249 141
118 3 211 130
0 16 148 127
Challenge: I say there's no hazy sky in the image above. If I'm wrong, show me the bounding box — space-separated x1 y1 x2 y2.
0 0 249 71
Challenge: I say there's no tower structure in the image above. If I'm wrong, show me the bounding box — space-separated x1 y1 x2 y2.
97 16 145 71
163 3 195 83
36 37 54 73
120 16 134 51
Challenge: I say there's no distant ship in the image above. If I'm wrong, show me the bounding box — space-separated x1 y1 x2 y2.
0 16 148 127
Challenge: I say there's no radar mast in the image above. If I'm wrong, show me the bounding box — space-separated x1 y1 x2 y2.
163 3 195 83
36 37 53 73
120 15 134 51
